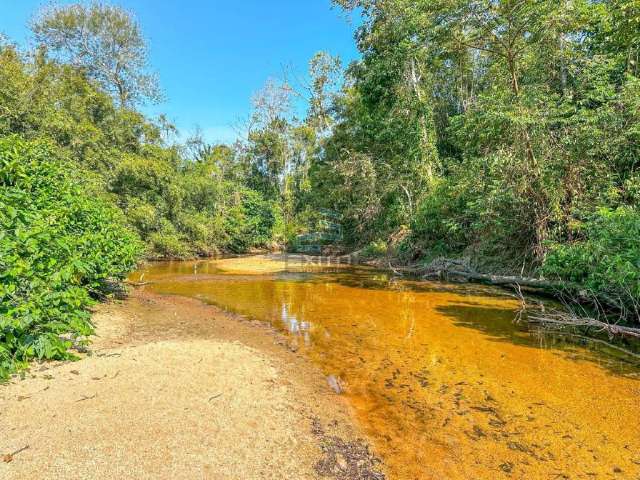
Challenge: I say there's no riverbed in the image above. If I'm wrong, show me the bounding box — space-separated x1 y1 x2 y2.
135 254 640 480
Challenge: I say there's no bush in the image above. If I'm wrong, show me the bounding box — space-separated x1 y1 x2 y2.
543 207 640 318
126 200 160 237
359 240 388 259
147 220 191 259
225 189 276 252
410 178 470 256
0 136 142 378
175 210 225 257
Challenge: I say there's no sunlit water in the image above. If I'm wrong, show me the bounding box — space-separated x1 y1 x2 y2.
134 256 640 479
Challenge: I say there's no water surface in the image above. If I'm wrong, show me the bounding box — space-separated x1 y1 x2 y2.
135 256 640 479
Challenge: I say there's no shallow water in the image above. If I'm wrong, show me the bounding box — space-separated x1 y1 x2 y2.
134 256 640 480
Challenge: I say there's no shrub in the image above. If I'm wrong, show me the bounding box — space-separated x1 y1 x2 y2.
0 136 142 378
126 200 160 237
410 178 470 256
175 210 225 257
225 189 276 252
359 240 388 259
147 220 191 258
543 207 640 319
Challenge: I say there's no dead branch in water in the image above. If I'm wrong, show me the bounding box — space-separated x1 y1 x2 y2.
528 311 640 340
540 330 640 361
391 257 640 342
511 289 640 359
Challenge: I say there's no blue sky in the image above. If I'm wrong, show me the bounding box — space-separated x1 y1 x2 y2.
2 1 360 143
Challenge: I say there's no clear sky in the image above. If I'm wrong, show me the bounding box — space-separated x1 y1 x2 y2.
2 1 360 143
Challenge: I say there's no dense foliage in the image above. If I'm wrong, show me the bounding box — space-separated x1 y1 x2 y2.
301 0 640 320
0 13 278 259
0 137 141 378
543 207 640 316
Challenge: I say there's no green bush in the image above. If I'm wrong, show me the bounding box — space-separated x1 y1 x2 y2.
543 207 640 317
225 189 276 252
410 178 470 256
0 136 142 378
147 220 191 259
359 240 388 259
125 199 160 236
175 210 225 257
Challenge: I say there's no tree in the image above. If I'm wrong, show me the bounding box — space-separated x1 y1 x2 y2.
325 0 640 318
242 79 295 198
32 2 160 107
306 52 343 135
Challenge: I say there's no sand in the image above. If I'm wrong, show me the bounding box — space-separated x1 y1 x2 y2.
0 289 383 480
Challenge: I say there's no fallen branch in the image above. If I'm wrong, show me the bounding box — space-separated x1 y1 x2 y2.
124 280 152 287
2 445 29 463
540 331 640 361
400 257 559 291
528 312 640 340
389 258 469 276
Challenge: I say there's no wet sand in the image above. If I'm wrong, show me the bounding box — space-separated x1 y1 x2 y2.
0 289 384 480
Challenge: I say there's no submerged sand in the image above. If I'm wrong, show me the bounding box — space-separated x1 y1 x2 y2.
0 289 383 480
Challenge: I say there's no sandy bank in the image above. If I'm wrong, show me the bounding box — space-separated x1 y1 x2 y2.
0 289 384 480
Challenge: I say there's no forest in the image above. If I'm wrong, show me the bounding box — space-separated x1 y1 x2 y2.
1 0 639 378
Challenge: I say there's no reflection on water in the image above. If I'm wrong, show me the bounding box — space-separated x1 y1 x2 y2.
135 256 640 480
281 304 312 346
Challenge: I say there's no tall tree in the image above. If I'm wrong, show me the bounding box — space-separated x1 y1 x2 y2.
32 2 160 107
305 52 343 136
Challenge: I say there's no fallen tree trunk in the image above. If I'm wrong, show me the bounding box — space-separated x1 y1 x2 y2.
363 255 640 333
437 270 558 291
389 257 559 292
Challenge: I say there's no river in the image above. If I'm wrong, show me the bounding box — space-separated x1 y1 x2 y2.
134 255 640 480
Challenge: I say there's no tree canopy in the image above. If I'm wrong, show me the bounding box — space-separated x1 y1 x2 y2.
32 2 161 106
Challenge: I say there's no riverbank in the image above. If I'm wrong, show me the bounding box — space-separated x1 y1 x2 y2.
0 288 384 480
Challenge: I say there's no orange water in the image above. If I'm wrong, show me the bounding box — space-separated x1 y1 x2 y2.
135 256 640 479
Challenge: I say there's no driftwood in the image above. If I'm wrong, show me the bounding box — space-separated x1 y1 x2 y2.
389 257 640 341
511 285 640 345
528 311 640 340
